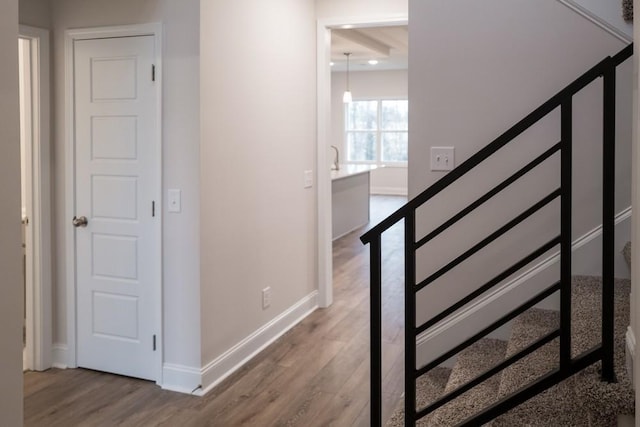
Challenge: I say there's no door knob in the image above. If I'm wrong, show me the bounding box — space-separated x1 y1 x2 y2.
72 216 88 228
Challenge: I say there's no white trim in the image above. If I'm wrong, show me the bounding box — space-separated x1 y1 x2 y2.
571 207 632 278
64 23 164 382
63 23 77 369
332 222 369 241
198 291 319 396
626 326 635 387
631 14 640 417
19 25 52 372
316 15 409 309
416 207 632 367
556 0 633 43
51 343 68 369
317 22 332 308
575 206 632 245
161 363 202 394
370 187 408 196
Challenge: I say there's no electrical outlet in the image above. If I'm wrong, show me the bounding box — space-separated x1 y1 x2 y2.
262 287 271 309
431 147 455 171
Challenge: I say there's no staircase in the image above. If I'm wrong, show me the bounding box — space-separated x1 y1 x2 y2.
386 274 634 426
360 44 634 426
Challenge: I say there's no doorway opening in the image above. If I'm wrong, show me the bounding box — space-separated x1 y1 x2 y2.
316 17 408 308
19 25 52 372
329 25 408 241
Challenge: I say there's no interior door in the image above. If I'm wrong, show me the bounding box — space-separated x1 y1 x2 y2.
74 35 159 381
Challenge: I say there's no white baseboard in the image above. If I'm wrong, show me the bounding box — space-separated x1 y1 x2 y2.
571 207 631 279
51 343 68 369
370 186 408 196
332 222 368 241
416 207 631 368
626 326 635 388
161 363 202 394
198 291 318 396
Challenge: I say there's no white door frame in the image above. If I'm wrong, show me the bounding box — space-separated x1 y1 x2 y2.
316 16 408 308
19 25 52 372
64 23 163 383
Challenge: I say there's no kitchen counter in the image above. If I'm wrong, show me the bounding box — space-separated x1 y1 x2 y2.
331 164 377 181
331 164 376 240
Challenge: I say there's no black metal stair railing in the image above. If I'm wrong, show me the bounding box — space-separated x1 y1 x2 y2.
360 43 633 426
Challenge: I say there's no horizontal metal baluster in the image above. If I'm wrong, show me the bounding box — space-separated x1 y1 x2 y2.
416 236 560 335
416 282 560 378
417 190 561 292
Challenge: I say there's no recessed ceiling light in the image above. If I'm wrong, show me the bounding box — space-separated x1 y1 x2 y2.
368 59 379 65
330 62 335 66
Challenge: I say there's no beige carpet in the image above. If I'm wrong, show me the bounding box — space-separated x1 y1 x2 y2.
386 275 634 426
623 0 633 21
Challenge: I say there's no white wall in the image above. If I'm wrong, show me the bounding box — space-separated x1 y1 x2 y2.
199 0 317 389
410 0 632 358
49 0 201 379
0 0 24 425
19 0 51 28
332 69 408 195
316 0 407 21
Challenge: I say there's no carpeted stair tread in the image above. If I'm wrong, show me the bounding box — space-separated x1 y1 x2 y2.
385 366 451 427
496 308 559 396
570 276 634 420
571 276 630 357
494 277 633 425
386 275 634 426
491 308 588 426
429 338 507 426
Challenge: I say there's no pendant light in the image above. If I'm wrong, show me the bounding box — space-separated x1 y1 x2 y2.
343 53 353 103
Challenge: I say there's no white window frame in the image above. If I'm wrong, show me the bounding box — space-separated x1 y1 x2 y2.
344 97 408 167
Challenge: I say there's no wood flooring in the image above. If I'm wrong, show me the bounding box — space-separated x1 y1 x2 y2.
23 195 407 427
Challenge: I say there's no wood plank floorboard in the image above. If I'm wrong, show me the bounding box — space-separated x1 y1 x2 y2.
24 195 407 426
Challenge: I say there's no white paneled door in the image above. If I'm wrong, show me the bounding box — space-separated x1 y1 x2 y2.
74 35 159 381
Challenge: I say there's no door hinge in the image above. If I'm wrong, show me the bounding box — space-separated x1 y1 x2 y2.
152 201 156 217
153 334 157 351
152 65 156 82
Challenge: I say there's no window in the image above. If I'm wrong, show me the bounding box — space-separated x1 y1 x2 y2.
345 99 408 164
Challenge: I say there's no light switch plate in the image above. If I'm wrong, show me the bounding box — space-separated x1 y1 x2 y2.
168 189 181 213
304 170 313 188
431 147 455 171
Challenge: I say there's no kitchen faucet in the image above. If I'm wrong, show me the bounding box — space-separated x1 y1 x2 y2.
330 145 340 170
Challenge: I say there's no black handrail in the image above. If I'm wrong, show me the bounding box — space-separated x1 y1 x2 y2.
415 142 562 249
362 42 632 427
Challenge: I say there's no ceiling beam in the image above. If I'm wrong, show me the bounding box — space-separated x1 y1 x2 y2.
372 27 408 53
332 29 391 57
